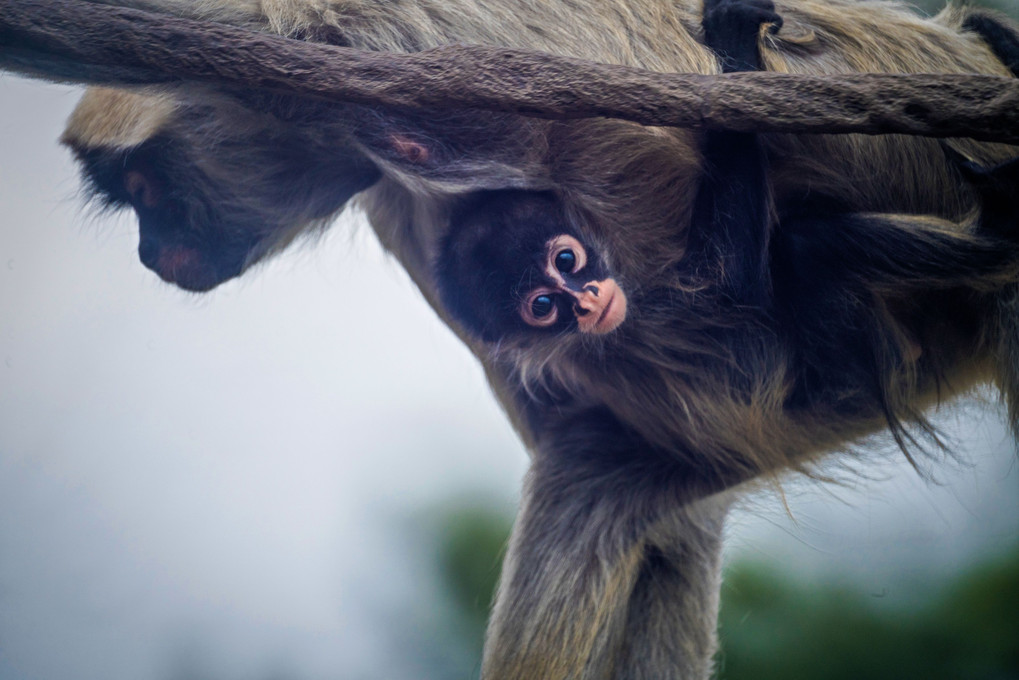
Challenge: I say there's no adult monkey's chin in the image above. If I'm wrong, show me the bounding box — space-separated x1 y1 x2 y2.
138 239 246 292
130 199 261 292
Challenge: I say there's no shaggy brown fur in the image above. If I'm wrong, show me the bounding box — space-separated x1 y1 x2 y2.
50 0 1019 677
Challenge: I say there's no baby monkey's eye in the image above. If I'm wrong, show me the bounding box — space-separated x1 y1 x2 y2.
532 294 555 318
554 250 576 274
521 289 561 328
546 235 587 278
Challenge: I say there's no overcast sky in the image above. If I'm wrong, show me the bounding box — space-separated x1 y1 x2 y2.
1 75 1016 680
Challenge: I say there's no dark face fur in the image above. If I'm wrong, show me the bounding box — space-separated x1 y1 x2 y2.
438 191 627 342
64 91 380 292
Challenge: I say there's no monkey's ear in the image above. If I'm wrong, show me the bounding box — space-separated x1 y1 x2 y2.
388 133 431 164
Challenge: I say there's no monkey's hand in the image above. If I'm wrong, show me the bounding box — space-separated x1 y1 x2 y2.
702 0 783 73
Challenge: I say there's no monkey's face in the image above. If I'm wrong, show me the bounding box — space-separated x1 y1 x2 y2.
438 191 627 342
62 87 380 292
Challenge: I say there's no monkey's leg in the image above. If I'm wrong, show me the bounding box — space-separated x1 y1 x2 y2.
685 0 782 307
482 409 731 680
686 130 774 306
613 501 729 680
80 0 266 29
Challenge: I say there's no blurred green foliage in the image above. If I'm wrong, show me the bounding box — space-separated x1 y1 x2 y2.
435 505 514 651
717 549 1019 680
436 508 1019 680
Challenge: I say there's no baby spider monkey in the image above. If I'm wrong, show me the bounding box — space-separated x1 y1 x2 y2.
436 0 1019 471
439 0 784 341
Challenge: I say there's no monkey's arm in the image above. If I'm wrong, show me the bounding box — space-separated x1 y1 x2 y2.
685 0 781 307
482 409 730 680
687 130 774 306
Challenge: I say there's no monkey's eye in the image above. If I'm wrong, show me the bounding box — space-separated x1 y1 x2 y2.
554 250 576 274
546 235 587 278
532 295 555 318
521 289 561 328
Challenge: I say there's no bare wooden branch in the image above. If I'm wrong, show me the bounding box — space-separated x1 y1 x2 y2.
2 0 1019 142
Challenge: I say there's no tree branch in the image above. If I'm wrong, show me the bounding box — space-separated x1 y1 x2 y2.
2 0 1019 142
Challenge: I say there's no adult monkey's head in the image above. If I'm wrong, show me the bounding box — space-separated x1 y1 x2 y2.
62 87 381 292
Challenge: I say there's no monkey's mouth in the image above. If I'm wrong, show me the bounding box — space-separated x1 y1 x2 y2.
576 280 628 334
592 291 626 333
139 241 232 292
135 209 255 292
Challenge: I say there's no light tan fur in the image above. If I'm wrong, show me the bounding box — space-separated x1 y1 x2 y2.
63 87 177 150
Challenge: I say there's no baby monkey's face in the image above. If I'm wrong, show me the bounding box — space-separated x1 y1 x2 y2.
437 190 627 343
517 233 627 335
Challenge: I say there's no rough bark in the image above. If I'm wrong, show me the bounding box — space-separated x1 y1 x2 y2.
2 0 1019 142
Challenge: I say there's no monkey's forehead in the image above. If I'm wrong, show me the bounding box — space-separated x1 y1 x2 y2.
62 88 176 151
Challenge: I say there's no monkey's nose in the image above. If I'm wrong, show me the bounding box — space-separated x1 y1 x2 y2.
571 278 628 334
571 285 601 316
572 290 601 318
